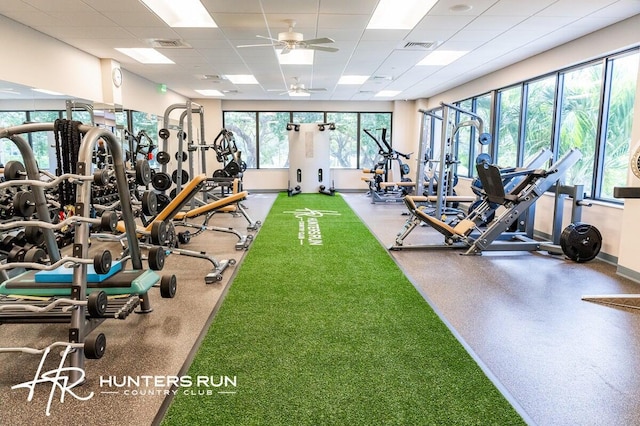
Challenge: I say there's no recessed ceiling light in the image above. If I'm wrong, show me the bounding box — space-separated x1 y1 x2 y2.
367 0 438 30
195 89 224 96
115 48 174 64
140 0 217 28
225 75 259 84
338 75 370 85
450 4 473 12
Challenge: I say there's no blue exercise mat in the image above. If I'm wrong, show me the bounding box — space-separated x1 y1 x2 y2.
34 260 123 283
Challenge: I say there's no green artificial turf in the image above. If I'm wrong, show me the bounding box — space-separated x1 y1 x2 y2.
162 193 525 425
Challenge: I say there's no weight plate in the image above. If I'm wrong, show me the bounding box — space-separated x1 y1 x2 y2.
151 172 172 191
158 128 170 140
135 160 152 186
84 333 106 359
169 188 177 200
478 132 492 145
13 191 36 217
93 169 110 186
476 153 492 165
142 190 158 216
148 246 165 270
24 226 45 245
224 161 241 176
100 211 118 232
156 193 171 211
171 169 189 184
88 291 108 317
150 221 167 245
160 274 177 298
156 151 171 165
560 222 602 263
174 151 188 162
24 247 46 263
94 250 112 275
212 169 226 178
7 246 26 262
4 161 26 181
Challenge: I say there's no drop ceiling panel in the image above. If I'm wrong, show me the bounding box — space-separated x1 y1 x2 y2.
0 0 638 101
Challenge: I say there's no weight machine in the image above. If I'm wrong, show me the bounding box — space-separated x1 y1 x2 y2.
391 147 601 261
361 127 413 203
414 103 492 219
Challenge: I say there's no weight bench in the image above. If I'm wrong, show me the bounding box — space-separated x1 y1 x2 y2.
0 258 177 323
112 174 235 283
173 191 254 250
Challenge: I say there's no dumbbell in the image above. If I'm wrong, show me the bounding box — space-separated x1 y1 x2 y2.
3 161 27 181
13 191 36 217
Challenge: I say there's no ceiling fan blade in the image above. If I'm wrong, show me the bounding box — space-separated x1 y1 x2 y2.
307 45 339 53
303 37 335 45
280 45 292 55
237 43 276 48
256 35 280 42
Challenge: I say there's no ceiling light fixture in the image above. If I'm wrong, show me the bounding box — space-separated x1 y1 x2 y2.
450 4 473 12
225 75 259 84
115 48 174 64
367 0 438 30
277 49 314 65
195 89 224 96
289 92 311 97
140 0 217 28
417 50 469 66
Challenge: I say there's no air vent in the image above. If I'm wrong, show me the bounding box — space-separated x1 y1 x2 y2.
401 41 439 50
201 74 227 82
148 39 192 48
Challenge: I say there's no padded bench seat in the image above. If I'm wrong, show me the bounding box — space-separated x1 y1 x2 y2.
1 269 160 297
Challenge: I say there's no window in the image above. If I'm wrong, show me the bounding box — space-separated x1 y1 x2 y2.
29 111 60 170
495 85 522 167
258 112 290 168
599 52 639 200
455 99 473 177
523 76 557 161
327 112 357 168
0 111 28 166
130 110 159 167
223 110 391 169
292 112 324 123
360 112 392 170
223 112 257 168
557 63 603 195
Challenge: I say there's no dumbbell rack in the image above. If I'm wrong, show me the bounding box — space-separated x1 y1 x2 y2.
0 122 152 382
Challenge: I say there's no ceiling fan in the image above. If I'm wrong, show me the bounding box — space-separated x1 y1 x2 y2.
238 19 338 54
268 77 327 96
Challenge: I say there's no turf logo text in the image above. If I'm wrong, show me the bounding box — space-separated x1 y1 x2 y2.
283 208 341 246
